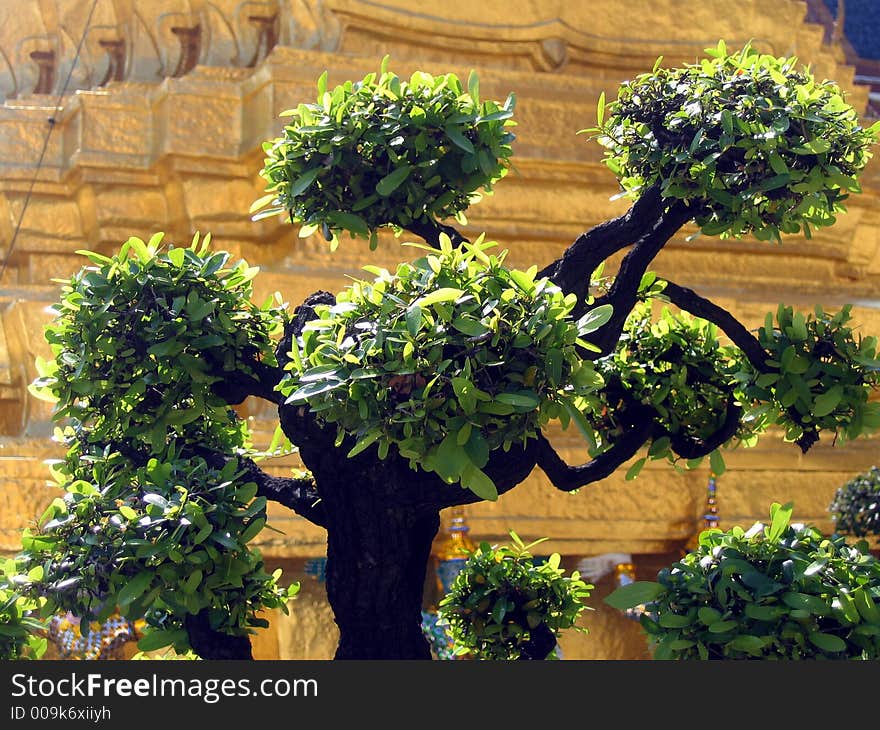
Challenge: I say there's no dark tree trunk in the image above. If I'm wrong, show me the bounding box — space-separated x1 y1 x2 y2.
325 502 439 660
185 609 254 660
280 408 440 659
278 400 540 659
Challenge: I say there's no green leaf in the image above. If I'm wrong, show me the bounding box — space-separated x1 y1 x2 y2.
767 501 793 542
853 587 880 623
376 165 412 197
445 125 475 154
625 458 646 481
808 631 847 652
248 193 278 214
604 581 664 610
727 635 767 653
709 449 726 477
707 619 738 633
182 570 203 594
326 211 370 237
495 391 540 409
460 463 498 501
290 168 321 197
137 629 188 653
415 288 464 307
813 386 842 417
698 607 722 625
347 431 381 458
576 304 614 335
434 432 471 481
451 316 490 337
406 305 422 337
240 518 266 544
467 69 480 103
659 613 693 628
117 571 153 607
744 604 784 621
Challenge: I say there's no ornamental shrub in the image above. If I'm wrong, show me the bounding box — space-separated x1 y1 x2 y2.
278 234 608 500
606 503 880 659
253 59 516 250
829 467 880 539
438 532 592 660
592 41 879 242
20 234 299 653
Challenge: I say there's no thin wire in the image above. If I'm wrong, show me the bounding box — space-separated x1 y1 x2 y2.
0 0 100 284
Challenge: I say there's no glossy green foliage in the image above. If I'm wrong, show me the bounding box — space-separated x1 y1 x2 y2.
18 234 298 653
736 303 880 446
438 532 592 660
829 466 880 539
0 558 47 660
254 59 516 250
590 298 750 479
606 503 880 659
592 41 880 242
277 235 606 500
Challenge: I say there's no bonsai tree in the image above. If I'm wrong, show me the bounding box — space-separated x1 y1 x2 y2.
604 503 880 660
10 41 880 660
829 467 880 542
437 532 592 660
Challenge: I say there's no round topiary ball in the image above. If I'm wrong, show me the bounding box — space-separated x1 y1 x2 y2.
830 466 880 539
606 503 880 659
593 41 879 242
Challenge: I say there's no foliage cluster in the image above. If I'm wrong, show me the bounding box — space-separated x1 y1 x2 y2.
590 297 747 478
606 503 880 659
19 234 298 654
735 304 880 445
254 58 516 250
829 466 880 539
593 41 880 242
278 235 609 500
0 559 47 660
437 532 592 659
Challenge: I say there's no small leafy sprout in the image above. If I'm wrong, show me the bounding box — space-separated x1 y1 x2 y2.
606 502 880 660
277 233 608 500
253 58 516 250
438 530 593 660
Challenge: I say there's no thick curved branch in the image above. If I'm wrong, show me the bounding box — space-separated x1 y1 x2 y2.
404 219 469 248
660 280 772 373
659 279 819 453
667 397 743 459
539 185 667 303
236 456 327 527
211 360 283 405
586 201 695 355
535 405 657 491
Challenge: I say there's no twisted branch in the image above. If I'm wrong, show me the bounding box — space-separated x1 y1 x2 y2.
658 278 818 453
586 200 695 355
535 404 657 491
236 456 327 527
538 185 668 306
404 219 469 248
